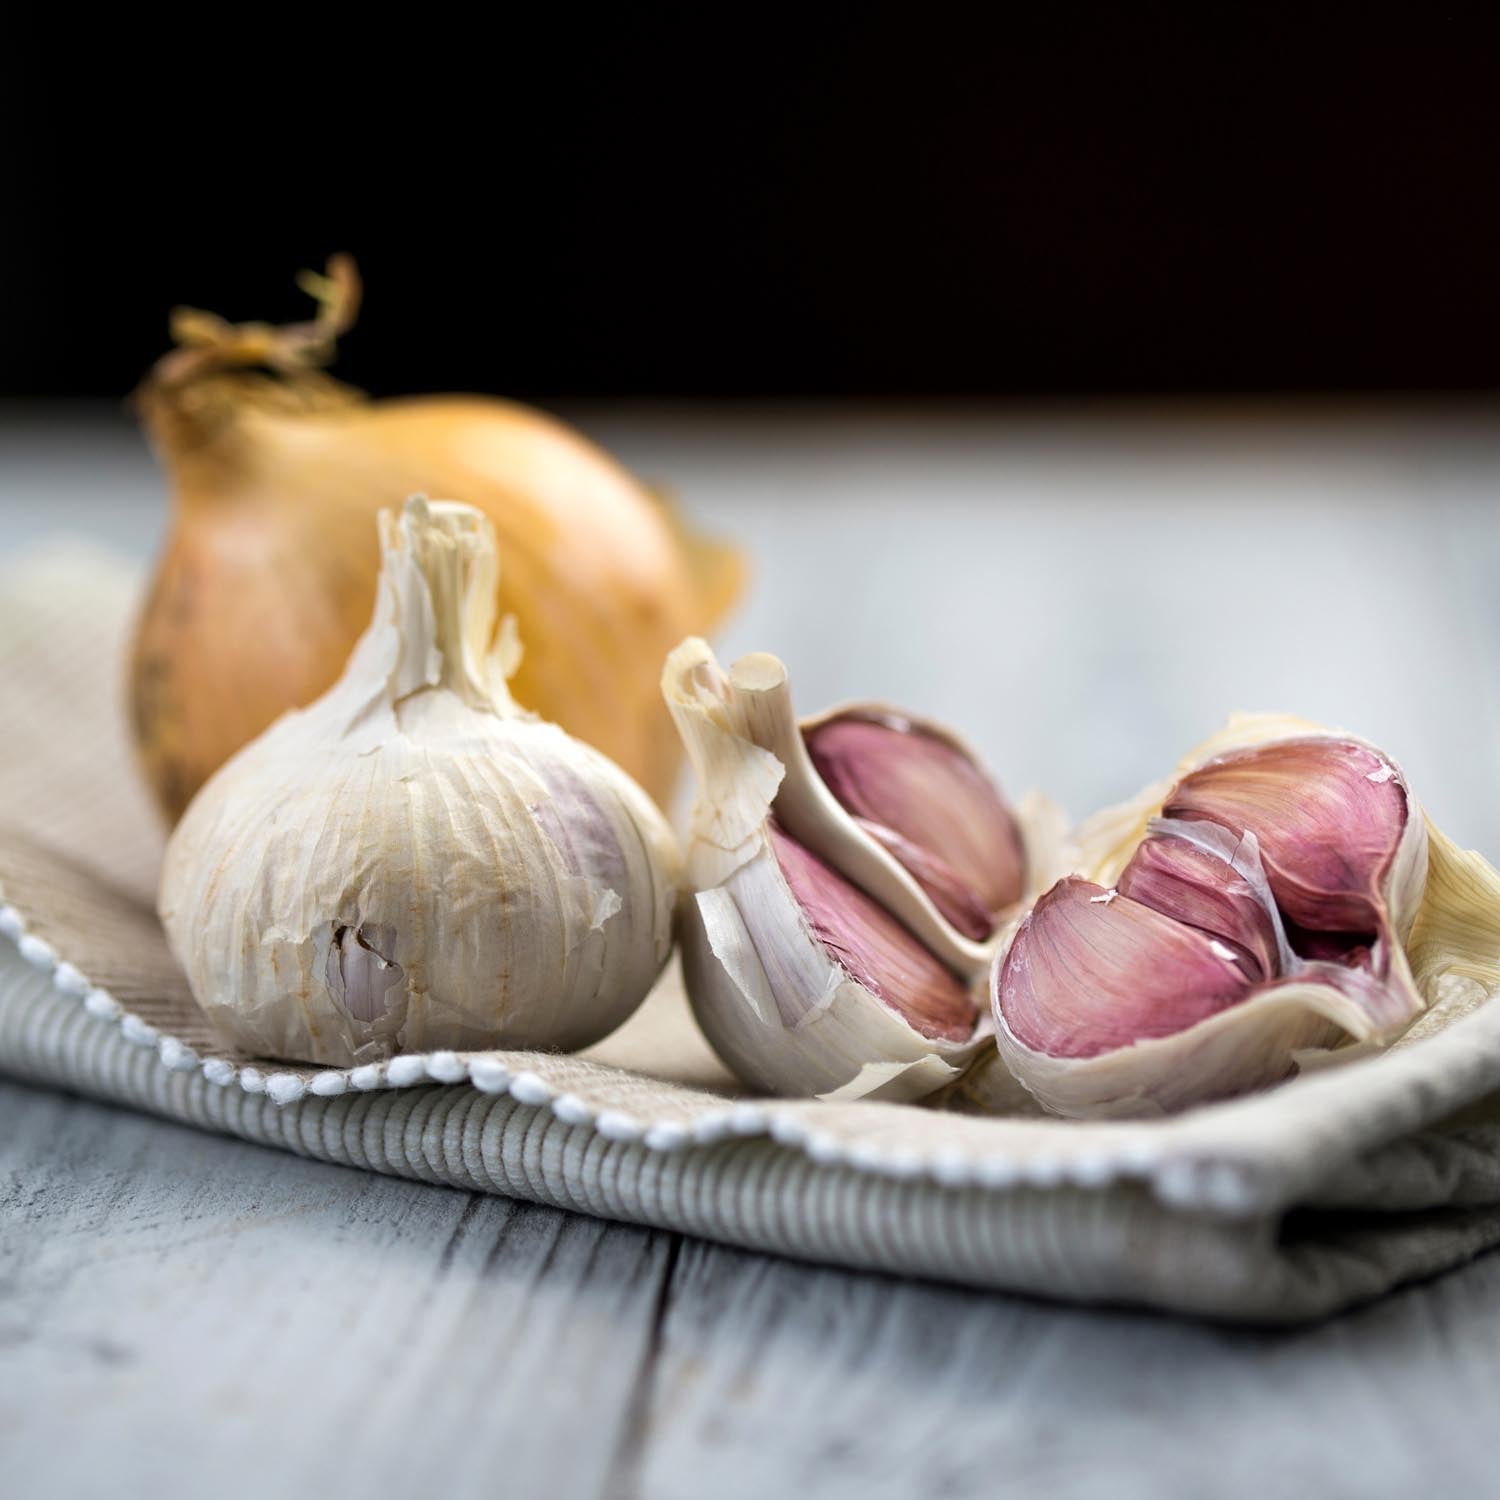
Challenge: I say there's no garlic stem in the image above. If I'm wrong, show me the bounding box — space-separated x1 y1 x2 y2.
374 496 510 711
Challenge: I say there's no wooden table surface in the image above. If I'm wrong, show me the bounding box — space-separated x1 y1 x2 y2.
3 404 1500 1498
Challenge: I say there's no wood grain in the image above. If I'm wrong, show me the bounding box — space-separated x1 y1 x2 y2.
0 1079 676 1496
5 1077 1500 1499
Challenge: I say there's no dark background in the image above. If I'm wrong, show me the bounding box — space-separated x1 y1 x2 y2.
6 10 1500 402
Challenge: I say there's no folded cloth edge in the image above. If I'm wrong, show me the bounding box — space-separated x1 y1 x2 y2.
7 940 1500 1322
4 857 1500 1225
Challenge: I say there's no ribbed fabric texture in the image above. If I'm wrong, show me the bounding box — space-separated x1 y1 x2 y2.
8 944 1500 1322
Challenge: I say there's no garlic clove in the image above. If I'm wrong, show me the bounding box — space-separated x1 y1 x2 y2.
1164 738 1410 942
804 714 1024 940
993 970 1368 1120
992 835 1402 1119
1115 822 1285 981
998 876 1256 1060
683 645 1046 976
1076 715 1429 938
679 841 981 1101
768 823 976 1043
325 922 407 1026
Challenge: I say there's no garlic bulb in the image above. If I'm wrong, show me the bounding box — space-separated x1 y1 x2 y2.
159 496 680 1066
993 713 1450 1118
663 638 1062 1101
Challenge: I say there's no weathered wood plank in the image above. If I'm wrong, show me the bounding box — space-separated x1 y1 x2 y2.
0 1080 674 1498
6 1077 1500 1500
629 1235 1500 1500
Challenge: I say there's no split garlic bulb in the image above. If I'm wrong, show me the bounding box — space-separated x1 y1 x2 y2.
662 638 1062 1101
991 712 1500 1118
159 496 680 1066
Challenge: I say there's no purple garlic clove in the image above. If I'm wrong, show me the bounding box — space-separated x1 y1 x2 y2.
1163 739 1410 956
1115 825 1283 982
805 714 1025 940
997 876 1257 1060
768 823 977 1043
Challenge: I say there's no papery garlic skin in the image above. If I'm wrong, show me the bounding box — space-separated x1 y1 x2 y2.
663 638 1058 1102
159 497 679 1066
993 716 1432 1119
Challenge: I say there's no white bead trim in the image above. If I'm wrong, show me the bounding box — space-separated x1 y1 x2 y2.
265 1073 307 1106
385 1055 427 1088
83 988 120 1021
469 1059 512 1094
52 961 89 998
158 1036 199 1072
596 1110 644 1143
0 900 1271 1211
426 1051 467 1084
120 1015 159 1048
551 1093 594 1126
18 933 57 969
508 1071 551 1107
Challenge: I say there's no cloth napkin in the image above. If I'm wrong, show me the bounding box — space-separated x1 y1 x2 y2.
4 544 1500 1322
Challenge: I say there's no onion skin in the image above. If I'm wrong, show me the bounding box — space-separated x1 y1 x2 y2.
131 267 742 824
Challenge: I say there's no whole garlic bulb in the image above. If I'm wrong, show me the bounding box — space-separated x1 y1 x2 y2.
993 713 1439 1118
159 496 680 1066
662 638 1063 1102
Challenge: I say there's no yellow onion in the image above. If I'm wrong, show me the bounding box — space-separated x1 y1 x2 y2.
130 256 743 822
